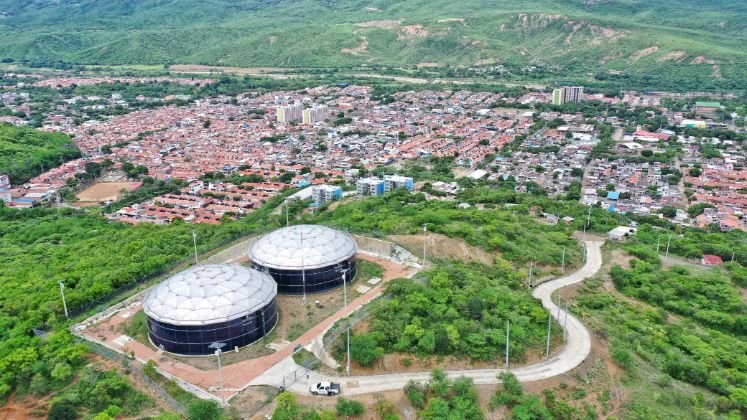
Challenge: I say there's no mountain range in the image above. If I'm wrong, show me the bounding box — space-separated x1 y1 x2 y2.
1 1 746 88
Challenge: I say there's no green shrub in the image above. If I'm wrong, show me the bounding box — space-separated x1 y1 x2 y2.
187 400 221 420
336 398 364 417
373 398 399 420
404 380 427 409
350 334 384 367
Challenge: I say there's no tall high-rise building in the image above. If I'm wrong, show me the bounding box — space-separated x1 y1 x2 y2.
552 86 584 105
552 89 564 105
563 86 584 103
276 103 303 123
302 105 329 124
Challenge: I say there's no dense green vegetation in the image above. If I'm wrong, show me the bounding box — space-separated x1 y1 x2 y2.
357 263 561 363
602 247 747 409
576 257 747 416
314 189 581 269
404 370 483 419
316 189 573 365
1 1 747 90
629 224 747 267
47 364 154 419
0 123 81 184
0 193 291 411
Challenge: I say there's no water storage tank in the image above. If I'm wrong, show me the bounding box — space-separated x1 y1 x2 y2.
249 225 357 295
143 264 278 355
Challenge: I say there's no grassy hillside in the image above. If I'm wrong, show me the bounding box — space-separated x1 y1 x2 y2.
1 1 746 89
0 124 81 185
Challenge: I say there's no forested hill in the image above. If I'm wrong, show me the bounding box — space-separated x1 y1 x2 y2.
1 0 747 89
0 124 81 185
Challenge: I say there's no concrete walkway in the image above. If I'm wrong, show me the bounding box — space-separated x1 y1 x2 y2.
251 240 604 396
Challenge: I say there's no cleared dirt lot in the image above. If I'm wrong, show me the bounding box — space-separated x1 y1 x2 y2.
76 181 141 202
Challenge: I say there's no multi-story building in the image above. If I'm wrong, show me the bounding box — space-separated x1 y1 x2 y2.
552 89 564 106
302 105 329 125
311 184 342 206
356 177 385 196
563 86 584 104
552 87 584 105
276 103 303 123
384 175 414 192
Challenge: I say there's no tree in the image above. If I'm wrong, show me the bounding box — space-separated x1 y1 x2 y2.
641 149 654 157
661 206 677 218
50 362 73 384
187 400 221 420
350 334 384 367
491 372 523 409
689 167 702 177
84 161 103 178
278 171 296 184
272 392 300 420
467 296 484 319
48 400 78 420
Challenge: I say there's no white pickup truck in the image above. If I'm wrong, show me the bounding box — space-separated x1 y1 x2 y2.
309 381 341 396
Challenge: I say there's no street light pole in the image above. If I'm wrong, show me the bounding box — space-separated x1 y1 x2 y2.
545 312 551 358
301 231 307 304
192 230 198 265
423 224 428 264
342 269 351 376
59 281 69 319
528 261 533 289
505 320 510 368
216 349 224 405
564 301 569 342
209 342 227 405
561 246 566 273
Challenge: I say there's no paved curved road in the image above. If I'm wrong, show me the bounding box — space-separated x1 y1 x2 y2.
251 240 604 396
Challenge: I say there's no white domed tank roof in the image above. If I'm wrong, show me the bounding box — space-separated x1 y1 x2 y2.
249 225 357 270
143 264 276 326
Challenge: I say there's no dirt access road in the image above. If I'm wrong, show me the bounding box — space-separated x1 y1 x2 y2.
260 240 604 396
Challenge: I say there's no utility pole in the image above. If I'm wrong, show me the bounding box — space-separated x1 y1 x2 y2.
422 224 428 263
505 320 510 368
665 234 672 264
192 230 198 265
564 301 569 342
342 269 351 376
209 342 227 406
731 251 735 263
301 231 307 304
59 281 69 319
545 313 552 358
561 246 566 273
216 349 224 405
656 236 661 253
529 261 534 289
285 200 289 227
